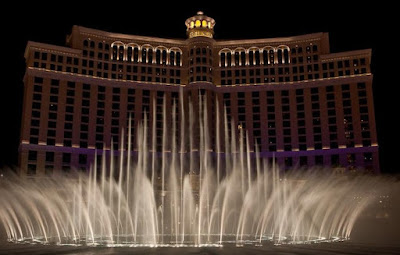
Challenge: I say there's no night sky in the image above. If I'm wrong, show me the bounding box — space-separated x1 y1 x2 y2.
1 3 395 173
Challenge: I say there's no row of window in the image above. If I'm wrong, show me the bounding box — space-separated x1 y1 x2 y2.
28 77 373 150
219 46 290 67
25 150 374 176
109 41 182 66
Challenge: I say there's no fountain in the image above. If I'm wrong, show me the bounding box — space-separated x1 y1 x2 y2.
0 93 383 248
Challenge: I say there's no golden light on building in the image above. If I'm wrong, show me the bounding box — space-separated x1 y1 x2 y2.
185 11 216 38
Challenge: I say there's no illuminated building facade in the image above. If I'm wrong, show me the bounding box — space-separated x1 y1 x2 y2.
19 12 379 175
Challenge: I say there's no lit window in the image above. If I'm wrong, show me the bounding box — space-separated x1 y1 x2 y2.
202 20 207 27
190 21 194 28
195 20 201 27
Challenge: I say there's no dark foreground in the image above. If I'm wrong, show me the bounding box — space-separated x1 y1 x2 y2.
0 242 400 255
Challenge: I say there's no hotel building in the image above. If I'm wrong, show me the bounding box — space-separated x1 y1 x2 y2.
19 12 379 175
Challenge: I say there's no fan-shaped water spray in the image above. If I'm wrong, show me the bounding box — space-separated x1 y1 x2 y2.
0 94 380 247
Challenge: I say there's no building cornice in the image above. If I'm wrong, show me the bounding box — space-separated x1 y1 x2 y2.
74 26 187 46
72 26 330 49
320 49 372 62
213 33 327 47
25 41 81 60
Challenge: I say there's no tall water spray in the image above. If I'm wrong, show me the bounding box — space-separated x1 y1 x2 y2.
0 93 379 247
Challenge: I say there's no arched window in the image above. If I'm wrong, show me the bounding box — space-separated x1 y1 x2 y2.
170 48 182 66
249 51 254 66
170 51 175 66
234 52 240 66
255 51 260 65
219 49 231 67
195 20 201 27
155 46 168 65
90 41 95 48
148 49 153 64
176 51 181 66
118 45 124 61
127 47 133 62
226 52 232 67
156 49 161 64
142 48 147 63
283 49 290 64
277 45 290 64
162 50 167 65
133 48 139 62
269 49 275 64
111 42 125 61
263 49 269 65
127 44 139 63
98 42 103 50
112 45 118 60
248 48 260 66
220 52 226 67
241 51 246 66
277 50 283 64
83 40 88 47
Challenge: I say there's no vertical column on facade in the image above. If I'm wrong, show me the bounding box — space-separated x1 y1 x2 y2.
303 88 314 165
72 82 82 149
230 92 238 152
352 81 364 171
215 92 223 153
289 89 299 151
56 80 67 148
24 77 35 145
134 89 143 151
19 75 34 175
39 79 50 147
57 80 67 173
245 91 254 151
207 90 215 151
166 91 173 152
67 82 77 169
351 82 362 149
366 79 379 173
119 87 128 148
21 77 34 145
335 85 346 151
319 86 330 167
149 90 157 154
88 83 96 150
104 86 113 150
213 50 220 85
259 91 268 153
289 89 299 168
319 86 329 161
274 90 284 166
366 80 378 147
366 79 380 172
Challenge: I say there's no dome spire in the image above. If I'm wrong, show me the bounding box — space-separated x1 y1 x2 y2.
185 12 216 39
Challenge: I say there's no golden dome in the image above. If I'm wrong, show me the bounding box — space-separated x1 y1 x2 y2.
185 11 216 38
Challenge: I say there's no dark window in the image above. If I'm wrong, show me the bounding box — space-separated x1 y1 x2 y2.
45 152 54 162
62 153 71 163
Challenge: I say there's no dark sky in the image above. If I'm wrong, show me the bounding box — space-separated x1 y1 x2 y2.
0 2 396 173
